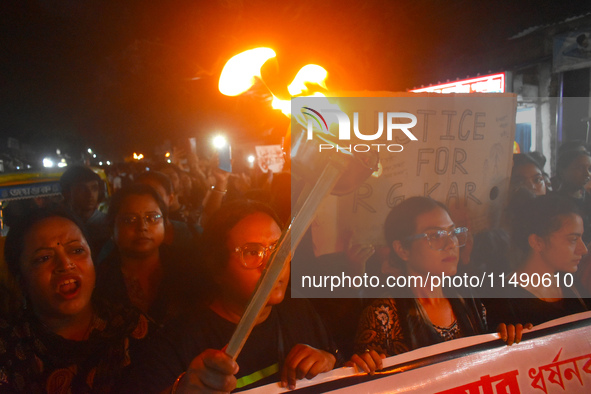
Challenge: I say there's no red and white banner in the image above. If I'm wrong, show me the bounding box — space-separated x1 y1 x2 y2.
246 311 591 393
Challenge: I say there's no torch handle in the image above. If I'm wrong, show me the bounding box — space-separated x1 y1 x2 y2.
225 156 348 360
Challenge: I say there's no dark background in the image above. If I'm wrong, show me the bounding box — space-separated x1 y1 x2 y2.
2 0 590 161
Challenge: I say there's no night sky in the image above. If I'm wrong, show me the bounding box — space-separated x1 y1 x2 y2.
2 0 590 161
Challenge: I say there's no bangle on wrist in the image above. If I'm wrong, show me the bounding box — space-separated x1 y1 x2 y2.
211 185 227 194
171 371 186 394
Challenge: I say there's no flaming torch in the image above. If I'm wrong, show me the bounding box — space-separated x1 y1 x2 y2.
218 48 376 360
218 47 276 96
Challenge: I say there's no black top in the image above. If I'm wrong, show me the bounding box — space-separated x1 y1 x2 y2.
0 305 149 393
117 297 336 393
94 244 199 327
484 285 590 328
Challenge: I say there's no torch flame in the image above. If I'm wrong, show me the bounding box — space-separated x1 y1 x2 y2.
219 47 276 96
271 64 328 116
271 64 329 117
287 65 328 96
218 48 331 118
271 95 291 116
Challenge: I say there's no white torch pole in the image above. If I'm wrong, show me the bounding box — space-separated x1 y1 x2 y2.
225 153 349 359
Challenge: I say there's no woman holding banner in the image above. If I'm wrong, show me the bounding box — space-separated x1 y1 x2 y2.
350 197 522 374
118 200 336 393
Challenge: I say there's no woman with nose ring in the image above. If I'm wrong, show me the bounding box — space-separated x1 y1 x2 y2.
350 197 522 375
0 207 145 393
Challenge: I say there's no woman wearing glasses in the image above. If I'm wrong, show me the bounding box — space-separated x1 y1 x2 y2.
95 184 193 326
351 197 502 373
117 199 336 393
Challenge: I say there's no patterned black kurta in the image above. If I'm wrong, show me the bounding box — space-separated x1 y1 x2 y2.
0 306 149 394
354 297 487 356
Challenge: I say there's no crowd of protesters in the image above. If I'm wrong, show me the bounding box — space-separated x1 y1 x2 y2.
0 141 590 393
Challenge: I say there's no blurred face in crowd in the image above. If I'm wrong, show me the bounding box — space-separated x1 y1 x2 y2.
67 180 100 221
537 214 587 273
161 168 180 194
395 207 460 277
19 216 95 321
180 172 192 197
218 212 287 309
563 154 591 190
512 163 546 196
113 193 165 257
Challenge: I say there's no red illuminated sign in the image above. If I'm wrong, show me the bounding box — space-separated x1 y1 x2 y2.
410 72 505 93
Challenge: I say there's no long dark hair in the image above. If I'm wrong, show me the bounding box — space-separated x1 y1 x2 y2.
511 194 582 264
3 208 142 393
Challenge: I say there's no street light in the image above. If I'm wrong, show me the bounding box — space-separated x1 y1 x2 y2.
212 135 227 149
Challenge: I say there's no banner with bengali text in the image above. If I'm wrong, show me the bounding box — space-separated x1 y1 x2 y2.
246 311 591 393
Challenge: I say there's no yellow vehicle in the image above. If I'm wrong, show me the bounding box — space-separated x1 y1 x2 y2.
0 167 110 234
0 169 66 233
